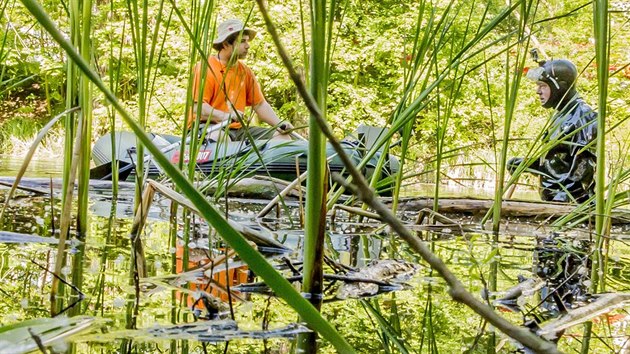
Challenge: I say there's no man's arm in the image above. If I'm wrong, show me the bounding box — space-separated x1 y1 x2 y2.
192 102 236 124
253 100 292 133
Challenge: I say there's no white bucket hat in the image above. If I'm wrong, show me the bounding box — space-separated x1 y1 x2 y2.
213 19 257 45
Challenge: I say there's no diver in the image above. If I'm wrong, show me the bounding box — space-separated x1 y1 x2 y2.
508 50 597 203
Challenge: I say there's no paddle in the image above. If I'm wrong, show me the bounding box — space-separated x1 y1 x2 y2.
90 119 231 180
89 160 133 180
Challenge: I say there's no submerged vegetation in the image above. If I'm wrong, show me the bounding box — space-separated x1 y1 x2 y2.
2 0 630 353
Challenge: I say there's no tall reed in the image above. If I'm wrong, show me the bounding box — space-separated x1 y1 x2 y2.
582 1 610 352
298 0 334 350
107 0 127 199
0 0 12 91
490 0 536 231
76 0 92 237
125 0 170 204
51 0 88 315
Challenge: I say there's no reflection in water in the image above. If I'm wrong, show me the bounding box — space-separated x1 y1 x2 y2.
0 177 629 352
0 157 62 179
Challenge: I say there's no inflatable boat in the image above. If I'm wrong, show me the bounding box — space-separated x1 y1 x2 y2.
90 126 400 193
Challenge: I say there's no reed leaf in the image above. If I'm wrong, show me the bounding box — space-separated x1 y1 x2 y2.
0 106 78 223
107 3 127 198
361 299 410 354
51 114 83 315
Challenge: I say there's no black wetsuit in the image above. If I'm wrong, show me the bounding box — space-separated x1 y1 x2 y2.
510 95 597 203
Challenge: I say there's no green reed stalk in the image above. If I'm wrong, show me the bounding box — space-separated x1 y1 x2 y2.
298 0 331 351
126 0 145 200
108 1 126 198
592 0 609 286
51 0 81 315
298 0 309 83
169 0 214 173
0 0 11 89
124 0 171 318
170 0 214 315
68 241 86 317
183 2 211 178
428 3 460 214
184 0 215 300
169 199 178 327
486 235 499 353
126 0 168 205
390 0 428 213
51 116 83 315
582 1 609 352
491 0 535 232
93 202 117 316
21 2 353 351
37 27 52 116
76 0 92 238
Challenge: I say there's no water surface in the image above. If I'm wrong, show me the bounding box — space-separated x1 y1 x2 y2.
0 162 628 353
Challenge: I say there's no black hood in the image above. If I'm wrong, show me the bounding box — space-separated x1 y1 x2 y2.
538 59 578 109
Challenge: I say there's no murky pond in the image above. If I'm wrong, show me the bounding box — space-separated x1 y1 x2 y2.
1 159 629 353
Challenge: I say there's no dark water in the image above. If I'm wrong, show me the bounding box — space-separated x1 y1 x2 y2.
0 162 629 353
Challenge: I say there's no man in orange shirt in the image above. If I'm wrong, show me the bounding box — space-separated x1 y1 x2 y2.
190 19 293 141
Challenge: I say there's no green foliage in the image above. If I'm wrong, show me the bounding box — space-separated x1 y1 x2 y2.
3 0 630 196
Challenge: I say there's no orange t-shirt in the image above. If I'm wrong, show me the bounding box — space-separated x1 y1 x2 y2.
188 56 265 129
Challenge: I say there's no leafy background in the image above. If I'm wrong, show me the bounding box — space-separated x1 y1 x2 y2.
2 0 630 188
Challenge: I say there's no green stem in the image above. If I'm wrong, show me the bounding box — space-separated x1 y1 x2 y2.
584 1 609 352
76 0 92 239
299 0 329 351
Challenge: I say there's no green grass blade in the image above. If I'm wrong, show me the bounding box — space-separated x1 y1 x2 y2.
0 106 79 222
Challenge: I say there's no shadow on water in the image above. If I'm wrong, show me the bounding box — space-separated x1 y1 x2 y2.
1 172 630 352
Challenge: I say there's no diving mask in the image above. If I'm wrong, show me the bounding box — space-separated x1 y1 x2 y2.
526 66 560 89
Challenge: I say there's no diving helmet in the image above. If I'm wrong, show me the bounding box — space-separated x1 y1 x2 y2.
526 59 578 109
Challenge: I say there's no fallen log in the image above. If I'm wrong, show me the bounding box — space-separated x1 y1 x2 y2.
393 197 630 223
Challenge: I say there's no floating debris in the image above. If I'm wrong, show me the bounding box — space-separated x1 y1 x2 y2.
337 259 419 299
493 276 545 312
82 320 310 343
538 293 630 340
232 259 419 300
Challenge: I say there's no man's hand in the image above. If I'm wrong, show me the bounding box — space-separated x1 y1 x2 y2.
277 121 294 134
507 157 524 174
224 109 244 122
